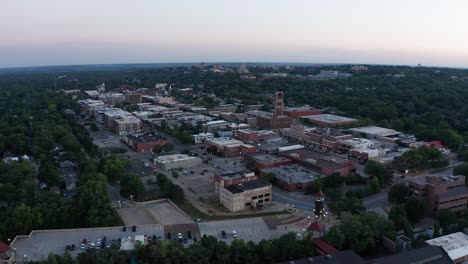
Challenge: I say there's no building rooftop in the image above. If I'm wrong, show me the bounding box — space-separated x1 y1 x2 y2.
247 153 291 165
370 245 452 264
278 250 366 264
410 175 465 187
224 179 271 194
127 133 165 143
350 126 401 137
425 232 468 262
437 186 468 201
217 171 256 181
206 137 244 147
262 164 323 184
281 148 349 170
154 154 199 163
304 114 357 124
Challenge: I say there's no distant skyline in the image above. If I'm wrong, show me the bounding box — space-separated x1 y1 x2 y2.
2 0 468 68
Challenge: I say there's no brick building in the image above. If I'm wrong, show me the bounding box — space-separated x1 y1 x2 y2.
125 93 143 104
283 106 322 117
409 175 468 215
282 124 352 151
205 137 256 157
261 164 323 192
236 129 279 143
126 133 169 153
304 114 357 127
280 148 355 176
244 153 293 170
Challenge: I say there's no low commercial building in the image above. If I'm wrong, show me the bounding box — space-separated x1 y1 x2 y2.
126 133 169 153
280 148 355 176
111 116 142 136
349 126 401 139
262 164 323 192
370 245 452 264
125 93 143 104
154 154 202 171
425 232 468 263
244 153 293 169
78 99 106 117
282 124 352 151
236 129 279 143
192 132 214 144
220 180 272 212
202 120 229 132
283 106 321 117
304 114 357 127
227 123 250 136
205 137 257 157
214 171 258 197
409 175 468 215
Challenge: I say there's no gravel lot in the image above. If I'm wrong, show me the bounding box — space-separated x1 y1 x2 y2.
117 200 194 226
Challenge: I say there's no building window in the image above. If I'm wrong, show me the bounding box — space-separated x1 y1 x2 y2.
265 193 270 197
265 198 270 202
252 196 257 200
245 202 251 206
258 199 263 203
258 194 264 198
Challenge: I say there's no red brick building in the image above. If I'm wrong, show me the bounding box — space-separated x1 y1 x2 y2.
284 107 322 117
245 153 293 169
280 148 355 176
409 175 468 215
126 133 169 153
236 129 278 143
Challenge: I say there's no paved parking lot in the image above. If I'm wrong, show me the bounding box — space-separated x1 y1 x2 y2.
198 217 289 244
117 200 194 226
11 225 164 262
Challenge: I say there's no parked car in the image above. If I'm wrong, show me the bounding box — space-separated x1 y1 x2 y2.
221 230 227 238
80 244 85 250
97 238 101 246
71 244 75 251
232 230 238 238
90 243 95 249
177 233 183 240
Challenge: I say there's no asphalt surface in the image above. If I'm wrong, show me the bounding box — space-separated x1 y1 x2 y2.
272 187 315 211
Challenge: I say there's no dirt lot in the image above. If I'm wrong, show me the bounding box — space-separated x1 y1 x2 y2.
117 200 194 226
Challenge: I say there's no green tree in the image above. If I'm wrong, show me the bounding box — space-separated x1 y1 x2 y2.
120 174 145 200
388 205 408 230
388 183 409 204
404 197 427 223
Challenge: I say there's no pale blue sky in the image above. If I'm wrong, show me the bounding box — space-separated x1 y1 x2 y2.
1 0 468 68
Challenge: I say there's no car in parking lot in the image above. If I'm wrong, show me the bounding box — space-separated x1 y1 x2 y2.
232 230 238 238
80 243 85 250
177 233 183 240
90 242 95 249
221 230 227 238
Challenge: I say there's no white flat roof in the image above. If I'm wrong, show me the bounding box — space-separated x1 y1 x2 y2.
426 232 468 261
305 114 356 124
350 126 401 137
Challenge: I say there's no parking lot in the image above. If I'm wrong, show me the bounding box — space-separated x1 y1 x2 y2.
198 217 289 244
117 200 194 226
11 225 164 262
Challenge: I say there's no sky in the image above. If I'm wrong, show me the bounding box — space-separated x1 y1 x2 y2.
1 0 468 68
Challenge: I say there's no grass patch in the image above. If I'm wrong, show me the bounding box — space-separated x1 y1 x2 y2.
175 200 290 221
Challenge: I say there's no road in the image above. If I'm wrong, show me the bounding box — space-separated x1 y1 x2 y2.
272 187 315 211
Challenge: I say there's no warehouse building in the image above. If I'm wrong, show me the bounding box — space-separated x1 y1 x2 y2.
153 154 202 171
